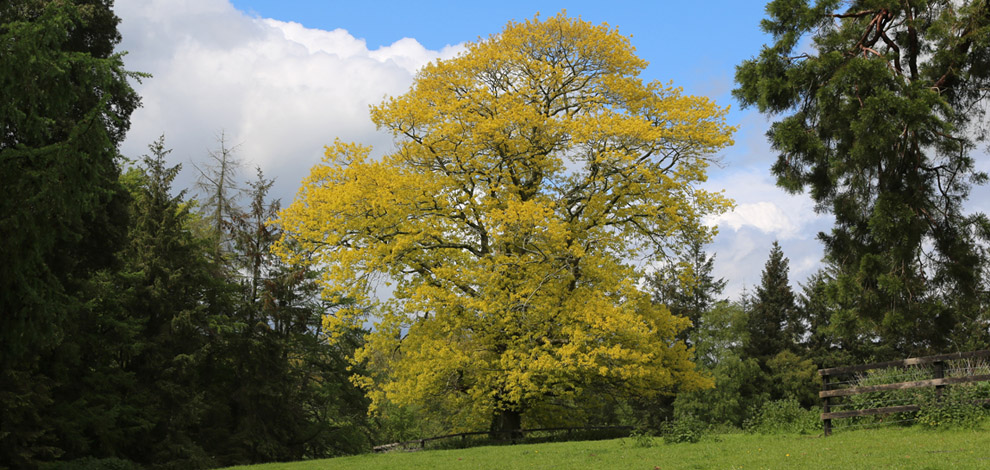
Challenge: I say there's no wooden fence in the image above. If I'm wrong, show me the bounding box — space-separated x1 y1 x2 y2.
372 425 633 452
819 349 990 436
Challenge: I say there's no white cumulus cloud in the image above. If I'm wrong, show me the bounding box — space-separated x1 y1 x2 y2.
114 0 464 202
705 167 827 240
701 139 834 297
710 201 800 238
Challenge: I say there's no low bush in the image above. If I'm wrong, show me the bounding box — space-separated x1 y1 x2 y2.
623 427 658 448
660 414 706 444
916 383 990 430
743 399 820 435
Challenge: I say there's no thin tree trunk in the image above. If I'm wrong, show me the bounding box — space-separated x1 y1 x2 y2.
490 409 522 441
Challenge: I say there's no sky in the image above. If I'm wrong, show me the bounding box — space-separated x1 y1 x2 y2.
112 0 837 299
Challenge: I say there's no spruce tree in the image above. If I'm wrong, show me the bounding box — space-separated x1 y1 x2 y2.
648 238 727 344
745 242 799 361
0 1 140 465
120 136 236 468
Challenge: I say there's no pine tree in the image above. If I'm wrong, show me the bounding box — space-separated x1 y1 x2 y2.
1 1 141 465
648 237 727 344
745 242 799 361
121 136 236 468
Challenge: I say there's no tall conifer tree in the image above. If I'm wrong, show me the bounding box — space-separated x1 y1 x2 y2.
0 1 140 465
119 137 235 468
735 0 990 357
746 242 799 361
648 238 727 344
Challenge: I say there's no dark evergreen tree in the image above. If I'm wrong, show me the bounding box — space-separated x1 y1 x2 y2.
39 144 371 468
735 0 990 358
795 268 864 369
745 242 799 361
0 0 140 358
118 136 238 469
648 237 727 344
798 270 837 365
744 242 823 407
197 168 371 464
2 2 374 464
0 1 140 466
40 222 146 466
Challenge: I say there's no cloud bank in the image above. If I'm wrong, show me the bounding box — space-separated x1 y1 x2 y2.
115 0 463 202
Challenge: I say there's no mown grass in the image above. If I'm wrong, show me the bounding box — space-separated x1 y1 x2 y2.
225 423 990 470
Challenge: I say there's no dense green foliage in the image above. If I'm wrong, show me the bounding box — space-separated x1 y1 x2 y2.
742 399 820 435
735 0 990 359
2 130 373 469
1 1 139 466
0 0 139 357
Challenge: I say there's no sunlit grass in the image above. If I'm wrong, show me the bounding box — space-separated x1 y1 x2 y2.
225 421 990 470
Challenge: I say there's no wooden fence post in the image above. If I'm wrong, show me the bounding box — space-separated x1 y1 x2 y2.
934 360 945 401
822 373 832 437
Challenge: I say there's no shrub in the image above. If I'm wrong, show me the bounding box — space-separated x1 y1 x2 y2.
671 354 768 428
916 383 990 430
767 350 819 408
838 366 930 426
743 399 820 435
661 414 706 444
624 426 658 448
839 360 990 428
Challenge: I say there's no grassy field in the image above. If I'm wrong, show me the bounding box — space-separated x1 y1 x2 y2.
225 424 990 470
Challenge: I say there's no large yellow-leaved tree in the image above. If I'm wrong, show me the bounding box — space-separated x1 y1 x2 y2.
275 13 734 434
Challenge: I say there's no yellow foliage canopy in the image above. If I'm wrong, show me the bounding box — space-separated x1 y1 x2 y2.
275 13 734 427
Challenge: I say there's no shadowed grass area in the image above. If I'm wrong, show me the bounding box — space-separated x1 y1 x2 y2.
224 422 990 470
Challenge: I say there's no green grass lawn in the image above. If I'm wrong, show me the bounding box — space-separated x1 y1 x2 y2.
225 424 990 470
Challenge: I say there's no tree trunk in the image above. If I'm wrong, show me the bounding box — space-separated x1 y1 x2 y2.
490 409 522 441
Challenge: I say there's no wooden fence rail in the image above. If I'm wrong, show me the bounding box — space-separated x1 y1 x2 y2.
819 349 990 436
372 425 633 452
